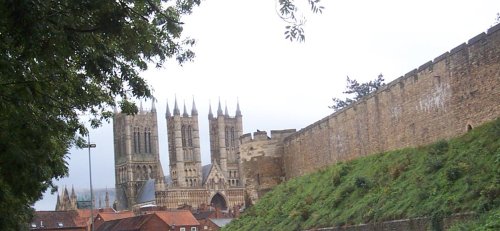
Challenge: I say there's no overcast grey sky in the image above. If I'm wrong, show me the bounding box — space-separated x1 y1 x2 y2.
35 0 500 210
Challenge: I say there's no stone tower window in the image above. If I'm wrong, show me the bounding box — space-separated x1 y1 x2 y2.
231 127 235 147
144 128 152 153
133 127 138 153
133 127 141 153
181 125 186 147
225 127 229 148
188 125 193 147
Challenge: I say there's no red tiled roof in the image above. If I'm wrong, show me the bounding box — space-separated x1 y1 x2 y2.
97 211 134 221
154 210 200 226
95 214 155 231
31 211 85 229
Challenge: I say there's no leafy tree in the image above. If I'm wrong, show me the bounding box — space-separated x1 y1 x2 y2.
329 74 385 111
0 0 199 229
0 0 322 229
278 0 325 42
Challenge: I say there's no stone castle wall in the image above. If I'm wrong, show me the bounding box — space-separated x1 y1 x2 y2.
283 25 500 179
239 129 296 204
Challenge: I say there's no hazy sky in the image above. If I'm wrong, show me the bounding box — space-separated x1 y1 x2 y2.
34 0 500 210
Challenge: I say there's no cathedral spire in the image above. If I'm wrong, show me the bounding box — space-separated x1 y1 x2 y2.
191 98 198 116
139 100 143 113
183 101 189 117
151 99 156 112
224 102 229 117
173 96 180 115
71 185 76 199
236 98 242 117
217 98 223 116
166 100 171 118
55 191 61 210
208 101 213 119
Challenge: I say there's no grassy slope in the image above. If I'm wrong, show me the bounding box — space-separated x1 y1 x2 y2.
224 118 500 231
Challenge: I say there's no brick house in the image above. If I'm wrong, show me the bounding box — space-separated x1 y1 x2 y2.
95 210 200 231
30 210 87 230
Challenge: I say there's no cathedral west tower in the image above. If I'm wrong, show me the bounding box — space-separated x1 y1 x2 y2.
166 98 202 188
208 100 243 187
113 101 162 210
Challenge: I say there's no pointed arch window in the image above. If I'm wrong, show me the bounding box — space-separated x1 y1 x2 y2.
188 125 193 147
181 125 186 147
133 127 141 153
144 127 152 153
231 127 235 147
225 127 229 147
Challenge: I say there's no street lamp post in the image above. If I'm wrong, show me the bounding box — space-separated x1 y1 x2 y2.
84 136 96 231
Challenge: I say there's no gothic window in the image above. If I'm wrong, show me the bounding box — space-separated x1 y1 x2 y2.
138 128 141 153
188 125 193 147
225 127 229 147
144 128 152 153
148 129 151 153
231 127 235 147
181 125 186 147
144 128 147 153
133 127 138 153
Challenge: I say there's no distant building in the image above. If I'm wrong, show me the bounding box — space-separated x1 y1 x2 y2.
113 99 245 211
55 186 112 211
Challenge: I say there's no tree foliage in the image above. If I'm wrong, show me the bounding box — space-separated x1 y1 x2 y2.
329 74 385 111
0 0 321 229
278 0 325 42
0 0 199 229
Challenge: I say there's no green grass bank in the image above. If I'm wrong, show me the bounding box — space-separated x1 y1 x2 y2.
224 118 500 231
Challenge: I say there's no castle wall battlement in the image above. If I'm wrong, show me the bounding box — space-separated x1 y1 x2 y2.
240 129 297 145
283 24 500 179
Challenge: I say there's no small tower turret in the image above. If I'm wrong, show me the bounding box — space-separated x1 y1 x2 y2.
208 101 213 119
183 101 189 117
151 99 156 113
191 98 198 116
166 101 171 118
224 103 229 117
173 97 180 115
236 98 242 117
217 99 223 116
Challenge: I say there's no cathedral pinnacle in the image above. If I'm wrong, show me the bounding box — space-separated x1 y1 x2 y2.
208 101 213 119
166 100 171 118
191 98 198 116
224 103 229 117
236 98 242 117
71 185 76 199
139 100 143 113
173 97 180 115
151 99 156 112
183 101 189 117
217 98 223 116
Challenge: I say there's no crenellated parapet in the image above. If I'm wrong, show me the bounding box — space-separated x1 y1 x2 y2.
239 129 296 205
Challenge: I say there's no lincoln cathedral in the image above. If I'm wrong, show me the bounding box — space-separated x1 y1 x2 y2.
112 99 245 211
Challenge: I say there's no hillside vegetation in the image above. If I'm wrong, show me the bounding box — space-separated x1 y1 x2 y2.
224 118 500 231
